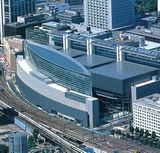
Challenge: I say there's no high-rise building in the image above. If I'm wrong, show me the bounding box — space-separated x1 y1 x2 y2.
84 0 135 30
3 0 36 24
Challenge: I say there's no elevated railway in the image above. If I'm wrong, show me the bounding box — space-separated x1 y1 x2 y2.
0 64 160 153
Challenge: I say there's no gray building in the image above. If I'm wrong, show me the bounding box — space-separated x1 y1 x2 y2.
84 0 135 30
9 130 27 153
60 0 83 6
16 41 99 127
2 0 36 24
57 10 84 24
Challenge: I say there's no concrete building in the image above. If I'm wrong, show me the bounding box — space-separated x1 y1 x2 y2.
45 3 69 16
60 0 83 6
133 93 160 137
9 130 27 153
4 14 57 38
2 0 36 24
84 0 135 30
16 40 99 127
57 10 83 24
158 0 160 12
3 36 23 72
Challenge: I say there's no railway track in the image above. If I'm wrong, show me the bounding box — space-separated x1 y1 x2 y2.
1 65 160 153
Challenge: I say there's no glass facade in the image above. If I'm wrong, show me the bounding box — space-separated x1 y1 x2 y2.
24 42 92 96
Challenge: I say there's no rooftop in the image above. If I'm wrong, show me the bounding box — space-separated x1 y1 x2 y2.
90 61 159 80
75 54 115 69
135 94 160 111
58 48 86 58
26 41 90 75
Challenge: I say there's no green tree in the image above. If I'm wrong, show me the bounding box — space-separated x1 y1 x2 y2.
135 0 157 14
139 129 144 137
145 130 149 138
149 140 153 147
135 127 139 134
111 129 115 136
0 144 9 153
33 129 39 142
144 138 149 145
28 135 34 148
151 131 156 139
126 133 130 139
116 129 121 134
129 126 134 134
135 135 140 140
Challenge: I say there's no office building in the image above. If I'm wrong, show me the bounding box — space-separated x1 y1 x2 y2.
133 93 160 137
4 14 56 38
9 130 27 153
60 0 83 6
84 0 135 30
45 3 69 16
57 10 84 24
3 0 36 24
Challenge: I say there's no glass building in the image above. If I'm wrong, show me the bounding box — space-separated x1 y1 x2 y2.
24 41 92 96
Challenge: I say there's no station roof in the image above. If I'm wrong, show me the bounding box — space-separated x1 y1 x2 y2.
58 48 86 58
90 61 159 80
26 41 90 75
75 54 115 69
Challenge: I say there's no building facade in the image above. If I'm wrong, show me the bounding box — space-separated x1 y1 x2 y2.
84 0 135 30
16 40 99 127
9 130 27 153
3 0 36 24
133 94 160 137
60 0 83 6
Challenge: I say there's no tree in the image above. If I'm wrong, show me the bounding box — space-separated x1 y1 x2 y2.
28 135 34 148
126 133 130 139
111 129 115 136
33 129 39 142
0 144 9 153
135 127 139 134
151 131 156 139
135 0 157 14
144 138 149 145
116 129 121 134
145 130 149 138
129 126 134 134
139 129 144 137
135 135 140 140
149 140 153 147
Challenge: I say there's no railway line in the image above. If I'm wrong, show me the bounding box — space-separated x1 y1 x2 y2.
0 65 160 153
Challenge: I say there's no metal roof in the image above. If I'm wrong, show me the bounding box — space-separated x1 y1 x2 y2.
26 41 90 75
75 54 115 69
121 45 160 59
58 48 86 58
90 61 159 80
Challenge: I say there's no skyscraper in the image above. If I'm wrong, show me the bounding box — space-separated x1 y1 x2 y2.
3 0 36 24
84 0 135 30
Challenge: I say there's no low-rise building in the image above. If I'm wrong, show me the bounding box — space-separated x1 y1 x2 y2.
57 10 83 24
133 93 160 137
3 36 24 72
